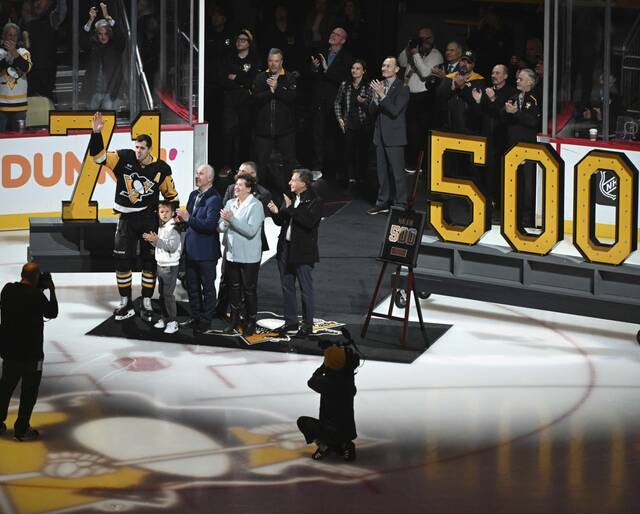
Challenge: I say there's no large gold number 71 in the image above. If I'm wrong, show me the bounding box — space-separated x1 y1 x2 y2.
50 111 160 221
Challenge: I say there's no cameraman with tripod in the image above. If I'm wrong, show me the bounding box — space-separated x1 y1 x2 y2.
297 329 360 461
0 262 58 441
397 27 443 172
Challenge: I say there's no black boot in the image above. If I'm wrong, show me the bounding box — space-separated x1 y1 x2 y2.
244 316 257 337
224 306 240 334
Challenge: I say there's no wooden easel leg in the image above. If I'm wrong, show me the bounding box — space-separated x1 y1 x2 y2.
361 261 388 338
388 265 401 318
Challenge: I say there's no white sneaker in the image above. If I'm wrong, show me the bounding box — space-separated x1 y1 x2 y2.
154 319 166 329
164 321 179 334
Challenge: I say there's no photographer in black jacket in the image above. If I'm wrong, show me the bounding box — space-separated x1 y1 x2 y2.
0 262 58 441
297 333 359 461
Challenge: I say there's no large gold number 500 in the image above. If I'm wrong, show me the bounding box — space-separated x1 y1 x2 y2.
49 111 161 221
429 131 488 245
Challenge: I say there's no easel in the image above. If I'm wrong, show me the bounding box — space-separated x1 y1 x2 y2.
361 151 427 346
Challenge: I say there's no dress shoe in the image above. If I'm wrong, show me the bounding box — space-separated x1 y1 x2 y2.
342 441 356 461
277 322 299 335
296 325 313 338
366 205 389 215
15 428 39 442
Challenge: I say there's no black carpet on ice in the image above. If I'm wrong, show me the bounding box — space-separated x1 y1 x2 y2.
87 199 451 364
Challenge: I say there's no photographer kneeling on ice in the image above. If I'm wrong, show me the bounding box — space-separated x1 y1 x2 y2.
297 332 360 461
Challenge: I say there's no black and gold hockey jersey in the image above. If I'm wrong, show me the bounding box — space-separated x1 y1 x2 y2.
89 132 179 214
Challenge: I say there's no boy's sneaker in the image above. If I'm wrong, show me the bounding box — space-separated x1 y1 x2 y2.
114 299 135 321
140 297 154 323
0 422 6 435
154 319 166 329
14 428 39 442
164 321 179 334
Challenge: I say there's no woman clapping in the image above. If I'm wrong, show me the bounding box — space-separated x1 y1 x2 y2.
219 171 265 336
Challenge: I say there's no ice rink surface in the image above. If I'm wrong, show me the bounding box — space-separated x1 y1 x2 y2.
1 223 640 514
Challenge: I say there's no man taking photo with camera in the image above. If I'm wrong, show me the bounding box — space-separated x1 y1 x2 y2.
397 27 443 172
0 262 58 441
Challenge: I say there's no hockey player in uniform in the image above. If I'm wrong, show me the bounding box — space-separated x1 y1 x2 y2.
90 111 180 322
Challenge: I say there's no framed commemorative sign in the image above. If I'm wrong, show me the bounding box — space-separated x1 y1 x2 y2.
379 208 426 267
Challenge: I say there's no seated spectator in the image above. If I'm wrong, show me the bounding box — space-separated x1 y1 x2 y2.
0 22 31 132
82 4 125 110
23 0 67 102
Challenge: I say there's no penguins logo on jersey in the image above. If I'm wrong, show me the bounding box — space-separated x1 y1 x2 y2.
121 173 156 204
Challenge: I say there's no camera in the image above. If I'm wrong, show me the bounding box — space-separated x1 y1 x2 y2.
38 271 52 290
316 327 361 370
318 327 355 350
408 38 420 50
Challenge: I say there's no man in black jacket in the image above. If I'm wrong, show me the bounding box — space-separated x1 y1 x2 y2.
0 262 58 441
472 64 516 220
436 50 485 225
252 47 297 197
504 68 541 228
267 169 322 337
310 26 352 179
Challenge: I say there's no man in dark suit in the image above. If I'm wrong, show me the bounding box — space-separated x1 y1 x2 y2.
310 26 353 179
176 164 222 333
367 56 410 215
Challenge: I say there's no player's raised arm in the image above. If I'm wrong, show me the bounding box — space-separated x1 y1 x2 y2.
89 111 119 170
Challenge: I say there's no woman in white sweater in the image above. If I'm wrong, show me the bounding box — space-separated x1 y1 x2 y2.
219 171 265 335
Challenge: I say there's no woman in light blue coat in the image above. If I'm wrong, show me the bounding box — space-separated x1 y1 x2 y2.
219 171 265 335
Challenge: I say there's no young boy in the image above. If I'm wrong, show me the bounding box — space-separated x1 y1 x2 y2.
142 201 182 334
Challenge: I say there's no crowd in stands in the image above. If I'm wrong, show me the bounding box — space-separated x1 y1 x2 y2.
1 1 633 221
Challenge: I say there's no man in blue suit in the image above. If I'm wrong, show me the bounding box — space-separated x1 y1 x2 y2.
367 56 410 215
176 164 222 333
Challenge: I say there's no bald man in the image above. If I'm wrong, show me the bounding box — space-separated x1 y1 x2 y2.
310 26 353 178
176 164 222 333
0 262 58 441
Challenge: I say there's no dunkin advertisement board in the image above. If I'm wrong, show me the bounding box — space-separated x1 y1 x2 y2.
0 113 196 230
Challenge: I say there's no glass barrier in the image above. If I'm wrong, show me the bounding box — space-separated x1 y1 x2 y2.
0 0 198 133
552 0 640 142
